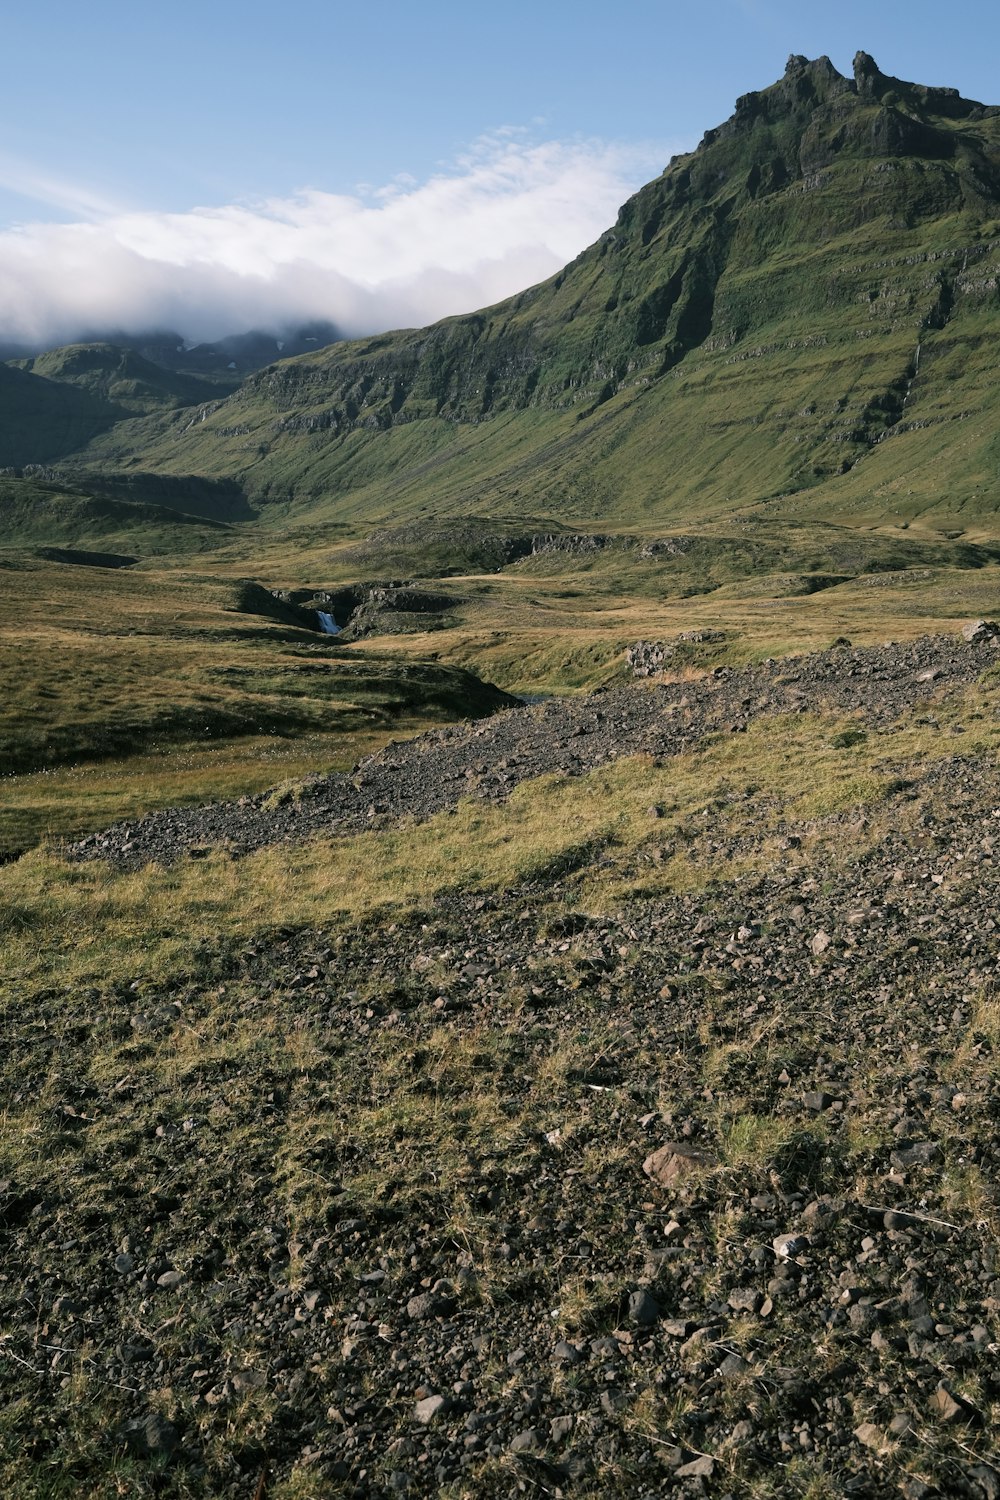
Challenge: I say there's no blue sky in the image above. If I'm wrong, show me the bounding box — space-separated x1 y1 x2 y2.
1 0 998 346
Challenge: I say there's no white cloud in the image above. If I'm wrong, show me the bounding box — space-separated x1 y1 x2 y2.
0 149 124 221
0 131 678 349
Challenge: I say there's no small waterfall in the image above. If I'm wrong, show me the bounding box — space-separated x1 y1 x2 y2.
316 611 340 635
900 341 921 415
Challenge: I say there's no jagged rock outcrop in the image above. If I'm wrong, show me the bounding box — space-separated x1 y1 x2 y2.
337 585 467 639
531 533 611 556
627 631 728 676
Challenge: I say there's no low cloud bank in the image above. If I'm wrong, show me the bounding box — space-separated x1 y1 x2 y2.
0 133 673 350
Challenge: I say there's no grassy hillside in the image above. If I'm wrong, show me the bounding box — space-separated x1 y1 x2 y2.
0 363 129 467
0 342 239 470
11 343 224 415
0 475 236 555
62 53 1000 536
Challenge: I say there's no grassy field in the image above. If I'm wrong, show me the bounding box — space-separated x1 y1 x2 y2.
5 504 1000 850
2 483 1000 1499
5 681 997 993
0 552 513 857
4 516 1000 857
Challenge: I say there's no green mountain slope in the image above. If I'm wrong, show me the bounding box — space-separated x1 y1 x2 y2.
0 361 132 468
10 342 225 415
59 54 1000 531
0 342 230 470
0 475 232 554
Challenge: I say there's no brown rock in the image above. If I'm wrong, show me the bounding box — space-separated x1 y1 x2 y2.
642 1141 715 1186
929 1382 973 1424
773 1232 809 1259
414 1394 449 1425
675 1454 715 1478
962 619 1000 645
679 1325 719 1359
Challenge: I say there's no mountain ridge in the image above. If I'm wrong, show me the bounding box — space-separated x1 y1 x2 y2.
17 52 1000 533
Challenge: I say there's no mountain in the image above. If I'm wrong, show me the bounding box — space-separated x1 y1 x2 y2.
0 321 343 385
0 472 232 553
20 53 1000 535
134 320 343 381
7 59 1000 1500
0 341 235 469
0 324 346 473
0 361 132 468
10 343 226 414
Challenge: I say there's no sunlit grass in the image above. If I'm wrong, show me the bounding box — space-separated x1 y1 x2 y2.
0 728 406 852
0 556 512 853
4 692 997 994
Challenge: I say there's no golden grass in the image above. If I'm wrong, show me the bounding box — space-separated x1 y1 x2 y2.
4 691 996 997
341 556 1000 694
0 556 510 853
5 524 1000 858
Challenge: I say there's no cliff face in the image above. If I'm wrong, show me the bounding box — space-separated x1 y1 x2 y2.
71 55 1000 526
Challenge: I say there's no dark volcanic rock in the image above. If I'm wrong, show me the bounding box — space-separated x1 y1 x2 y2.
117 1412 179 1460
69 629 998 870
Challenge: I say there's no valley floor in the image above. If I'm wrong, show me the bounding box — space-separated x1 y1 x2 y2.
3 631 1000 1497
70 631 999 871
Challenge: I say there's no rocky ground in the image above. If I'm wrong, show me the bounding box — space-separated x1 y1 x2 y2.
71 628 999 870
4 627 1000 1497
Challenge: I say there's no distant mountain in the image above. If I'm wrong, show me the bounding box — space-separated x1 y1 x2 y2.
0 361 129 468
1 323 342 470
138 321 343 381
0 472 231 553
0 321 343 387
10 343 224 414
21 55 1000 531
0 342 232 468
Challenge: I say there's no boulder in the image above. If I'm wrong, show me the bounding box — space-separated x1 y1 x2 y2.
962 619 1000 645
642 1141 716 1186
117 1412 179 1460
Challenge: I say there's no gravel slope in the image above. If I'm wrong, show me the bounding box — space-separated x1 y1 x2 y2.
71 631 999 869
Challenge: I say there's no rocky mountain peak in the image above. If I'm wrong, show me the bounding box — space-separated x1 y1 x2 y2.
692 49 999 189
45 53 1000 526
852 49 885 97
